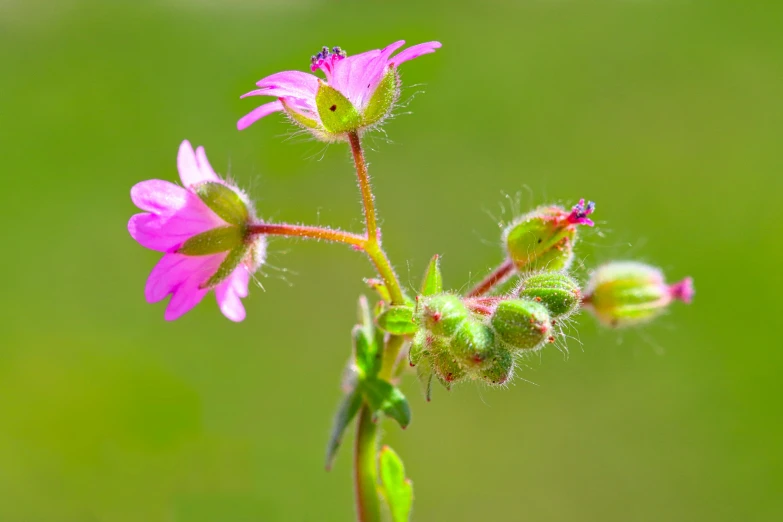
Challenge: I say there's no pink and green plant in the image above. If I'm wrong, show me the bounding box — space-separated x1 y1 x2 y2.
128 40 693 521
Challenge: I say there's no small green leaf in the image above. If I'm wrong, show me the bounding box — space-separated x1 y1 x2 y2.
203 244 248 288
194 182 249 226
377 306 417 336
361 378 411 429
378 445 414 522
316 82 362 134
178 226 244 256
363 69 398 127
420 254 443 296
324 387 363 471
353 324 382 379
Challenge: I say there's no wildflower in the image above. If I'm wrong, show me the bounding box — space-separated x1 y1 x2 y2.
128 140 266 322
237 40 442 139
583 261 694 327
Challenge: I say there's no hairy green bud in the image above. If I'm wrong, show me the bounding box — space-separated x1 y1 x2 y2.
450 320 496 370
503 199 595 273
491 299 552 351
431 351 467 387
416 294 469 337
477 346 514 386
517 272 581 318
584 261 694 327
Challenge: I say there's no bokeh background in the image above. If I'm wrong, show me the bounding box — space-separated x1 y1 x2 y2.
2 0 781 520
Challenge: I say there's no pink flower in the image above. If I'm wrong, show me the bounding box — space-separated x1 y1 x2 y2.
128 140 266 322
238 40 442 138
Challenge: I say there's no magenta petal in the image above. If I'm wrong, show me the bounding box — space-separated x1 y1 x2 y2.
237 100 284 131
195 145 219 182
165 280 210 321
389 41 442 67
215 267 250 322
255 70 319 99
129 213 192 252
178 140 220 187
330 51 387 108
131 180 188 214
145 253 225 304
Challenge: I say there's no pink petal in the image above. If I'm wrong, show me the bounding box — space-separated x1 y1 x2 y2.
254 70 320 99
215 267 251 322
131 179 188 214
178 140 220 187
129 213 194 252
145 252 225 303
389 41 442 67
195 146 220 182
330 50 385 108
165 279 210 321
237 100 284 131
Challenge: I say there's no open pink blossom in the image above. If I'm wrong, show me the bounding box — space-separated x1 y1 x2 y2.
128 140 266 322
238 40 442 137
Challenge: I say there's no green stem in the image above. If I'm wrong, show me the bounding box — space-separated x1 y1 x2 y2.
247 222 366 248
347 131 407 522
354 404 382 522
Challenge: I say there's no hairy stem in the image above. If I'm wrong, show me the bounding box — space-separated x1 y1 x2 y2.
467 258 515 297
354 404 382 522
248 223 365 248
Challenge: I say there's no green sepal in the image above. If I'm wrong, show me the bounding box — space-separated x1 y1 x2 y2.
363 69 398 127
361 378 411 429
416 294 469 337
316 82 362 134
177 226 244 256
324 387 363 471
202 244 248 289
365 278 392 303
194 182 249 226
378 445 414 522
419 254 443 297
281 99 320 129
377 306 417 336
504 209 577 273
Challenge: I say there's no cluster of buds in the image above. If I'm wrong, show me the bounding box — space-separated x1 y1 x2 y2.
409 271 582 388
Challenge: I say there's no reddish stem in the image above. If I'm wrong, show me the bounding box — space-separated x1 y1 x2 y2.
247 223 366 249
467 258 515 297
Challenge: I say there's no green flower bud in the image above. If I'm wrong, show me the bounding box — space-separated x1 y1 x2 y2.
450 320 496 370
477 346 514 386
584 261 694 327
503 199 595 273
431 350 467 387
517 272 582 318
408 330 430 367
416 294 469 337
491 299 552 351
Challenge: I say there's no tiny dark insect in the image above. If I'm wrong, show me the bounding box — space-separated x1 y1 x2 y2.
329 104 337 111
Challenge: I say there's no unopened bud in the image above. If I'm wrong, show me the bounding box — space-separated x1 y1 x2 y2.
490 299 552 351
517 272 581 318
450 320 496 370
584 261 694 327
416 294 469 337
477 346 514 386
503 199 595 273
431 350 467 387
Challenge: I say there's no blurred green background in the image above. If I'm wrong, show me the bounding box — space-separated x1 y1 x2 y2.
1 0 781 520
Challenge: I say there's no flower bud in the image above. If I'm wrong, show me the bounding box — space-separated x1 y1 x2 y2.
431 350 467 387
516 272 581 318
416 294 469 337
490 299 552 351
450 320 496 370
584 261 694 327
477 346 514 386
503 199 595 273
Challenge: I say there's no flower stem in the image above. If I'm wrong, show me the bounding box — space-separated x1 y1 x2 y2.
348 131 379 244
466 258 515 297
247 223 365 248
354 404 382 522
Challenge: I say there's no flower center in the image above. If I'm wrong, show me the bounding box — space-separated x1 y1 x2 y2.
566 199 596 227
310 46 347 75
